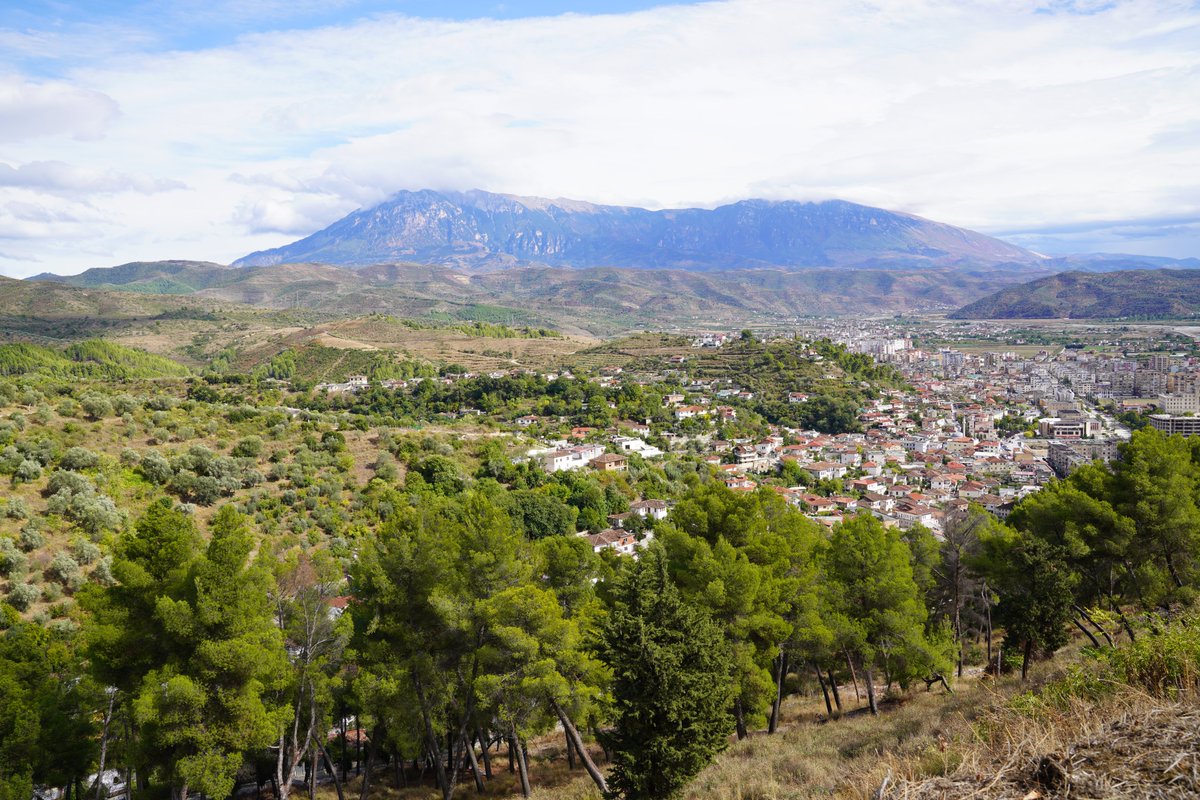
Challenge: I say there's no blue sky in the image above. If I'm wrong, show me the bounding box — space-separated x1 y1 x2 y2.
3 1 708 67
1 0 1198 276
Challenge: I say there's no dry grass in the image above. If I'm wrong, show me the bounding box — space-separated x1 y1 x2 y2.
683 679 991 800
300 629 1200 800
878 692 1200 799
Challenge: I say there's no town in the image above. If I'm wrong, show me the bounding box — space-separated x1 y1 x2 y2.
304 317 1200 557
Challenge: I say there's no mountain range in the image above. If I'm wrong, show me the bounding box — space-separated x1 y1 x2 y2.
20 190 1199 332
232 189 1040 272
30 260 1034 335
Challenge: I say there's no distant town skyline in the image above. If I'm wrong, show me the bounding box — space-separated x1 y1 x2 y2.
1 0 1198 276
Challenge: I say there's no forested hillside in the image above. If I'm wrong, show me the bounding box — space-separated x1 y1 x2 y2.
0 343 1198 800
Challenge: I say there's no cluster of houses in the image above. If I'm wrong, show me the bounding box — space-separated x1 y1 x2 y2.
306 326 1176 548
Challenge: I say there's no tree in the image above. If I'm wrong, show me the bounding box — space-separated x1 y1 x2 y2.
598 546 733 800
132 506 290 799
824 514 950 714
82 501 289 800
933 508 994 675
974 527 1076 680
507 490 578 539
269 551 350 800
0 621 98 800
413 455 464 495
663 484 822 736
1115 429 1200 602
79 393 113 421
352 492 534 800
1007 476 1136 642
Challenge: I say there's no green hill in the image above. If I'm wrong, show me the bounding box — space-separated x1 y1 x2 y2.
0 339 189 379
951 268 1200 319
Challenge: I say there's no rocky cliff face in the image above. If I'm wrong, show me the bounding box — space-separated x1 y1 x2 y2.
233 189 1040 271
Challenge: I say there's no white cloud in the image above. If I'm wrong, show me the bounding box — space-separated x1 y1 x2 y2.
0 160 185 195
0 0 1198 276
0 78 120 142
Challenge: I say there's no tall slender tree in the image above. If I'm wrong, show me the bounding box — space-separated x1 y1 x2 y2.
599 546 733 800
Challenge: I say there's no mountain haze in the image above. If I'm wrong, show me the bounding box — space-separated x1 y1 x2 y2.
233 189 1040 272
32 259 1051 335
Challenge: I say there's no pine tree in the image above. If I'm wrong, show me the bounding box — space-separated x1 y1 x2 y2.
824 514 950 714
599 546 733 800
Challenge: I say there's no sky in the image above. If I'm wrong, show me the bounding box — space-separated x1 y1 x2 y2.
1 0 1198 277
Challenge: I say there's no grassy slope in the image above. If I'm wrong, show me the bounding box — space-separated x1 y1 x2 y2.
308 622 1199 800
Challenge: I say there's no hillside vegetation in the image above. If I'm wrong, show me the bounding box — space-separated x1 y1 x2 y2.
0 340 190 379
0 336 1199 800
951 268 1200 319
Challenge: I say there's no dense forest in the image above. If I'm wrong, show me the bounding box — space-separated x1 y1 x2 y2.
0 352 1199 800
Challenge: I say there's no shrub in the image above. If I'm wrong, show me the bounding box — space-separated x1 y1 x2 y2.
48 469 94 496
3 497 29 520
12 458 41 484
48 552 81 587
18 525 45 552
232 436 264 458
8 583 38 611
79 393 113 420
71 537 102 565
91 556 114 586
60 446 100 471
112 394 138 415
139 452 173 484
0 538 27 578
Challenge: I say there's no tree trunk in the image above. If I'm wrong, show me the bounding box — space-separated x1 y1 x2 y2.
93 691 116 800
864 663 879 715
476 729 492 780
827 669 842 714
733 698 748 740
414 677 451 800
983 582 993 666
768 651 786 734
309 748 317 800
953 575 964 678
463 733 485 794
1021 637 1033 681
277 687 312 800
843 648 861 702
551 701 608 795
317 740 346 800
815 666 833 717
1110 598 1137 642
1166 552 1184 588
357 728 379 800
1072 616 1102 648
394 749 405 789
511 727 530 798
1076 605 1115 647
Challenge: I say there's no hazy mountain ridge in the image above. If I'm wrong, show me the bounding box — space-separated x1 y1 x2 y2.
28 260 1050 335
951 268 1200 319
232 189 1041 271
